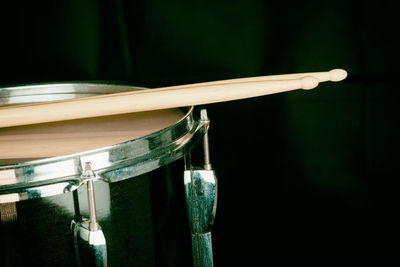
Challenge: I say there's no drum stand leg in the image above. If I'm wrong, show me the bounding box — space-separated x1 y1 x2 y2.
71 162 107 267
184 109 217 267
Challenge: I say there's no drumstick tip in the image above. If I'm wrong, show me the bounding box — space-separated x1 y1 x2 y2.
329 69 347 82
301 76 319 90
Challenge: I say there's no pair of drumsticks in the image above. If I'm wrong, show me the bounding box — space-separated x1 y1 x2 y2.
0 69 347 128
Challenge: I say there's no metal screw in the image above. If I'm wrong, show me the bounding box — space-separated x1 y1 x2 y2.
200 109 212 170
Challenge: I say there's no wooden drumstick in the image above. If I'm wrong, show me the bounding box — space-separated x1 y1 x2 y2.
70 69 347 100
0 69 347 128
168 68 347 89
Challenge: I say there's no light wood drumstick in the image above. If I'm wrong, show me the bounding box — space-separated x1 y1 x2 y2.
168 68 347 89
53 68 346 100
0 69 347 128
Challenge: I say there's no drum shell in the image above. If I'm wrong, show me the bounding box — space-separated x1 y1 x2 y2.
0 159 193 266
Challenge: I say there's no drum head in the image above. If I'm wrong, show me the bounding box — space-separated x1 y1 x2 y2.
0 109 184 164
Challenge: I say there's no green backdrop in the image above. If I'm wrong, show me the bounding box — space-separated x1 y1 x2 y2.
1 0 399 266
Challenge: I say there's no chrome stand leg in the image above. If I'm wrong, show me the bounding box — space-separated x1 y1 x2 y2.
72 163 107 267
184 170 217 267
184 109 217 267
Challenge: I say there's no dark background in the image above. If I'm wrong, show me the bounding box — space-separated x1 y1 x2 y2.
1 0 400 266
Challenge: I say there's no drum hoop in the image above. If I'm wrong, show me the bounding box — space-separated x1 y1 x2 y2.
0 83 206 203
0 82 147 105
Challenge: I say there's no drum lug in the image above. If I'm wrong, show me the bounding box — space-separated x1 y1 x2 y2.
184 109 217 267
71 162 107 267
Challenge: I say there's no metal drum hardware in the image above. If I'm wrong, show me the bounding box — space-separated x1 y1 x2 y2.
184 109 218 267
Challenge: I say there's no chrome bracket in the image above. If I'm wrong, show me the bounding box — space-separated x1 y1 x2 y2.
71 162 107 267
184 109 217 267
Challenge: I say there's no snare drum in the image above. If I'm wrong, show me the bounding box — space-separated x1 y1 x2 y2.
0 84 210 266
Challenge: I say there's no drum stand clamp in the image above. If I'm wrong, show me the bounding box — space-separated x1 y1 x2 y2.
184 109 218 267
71 162 107 267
